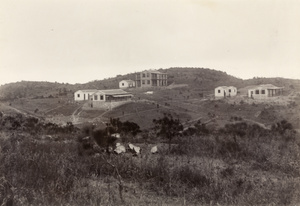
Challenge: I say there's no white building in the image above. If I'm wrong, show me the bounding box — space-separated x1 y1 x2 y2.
91 89 133 102
215 86 237 98
248 84 284 99
135 70 167 87
119 80 135 89
74 89 133 102
74 89 98 101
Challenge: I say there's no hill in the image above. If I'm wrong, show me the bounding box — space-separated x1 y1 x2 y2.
0 81 74 100
1 68 300 101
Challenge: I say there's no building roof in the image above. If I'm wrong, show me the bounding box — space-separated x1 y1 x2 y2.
215 86 229 89
249 84 284 90
76 89 98 93
216 86 236 89
120 79 135 83
93 89 131 95
112 94 133 97
142 69 167 74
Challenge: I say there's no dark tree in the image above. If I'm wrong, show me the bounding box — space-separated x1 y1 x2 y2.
153 113 183 150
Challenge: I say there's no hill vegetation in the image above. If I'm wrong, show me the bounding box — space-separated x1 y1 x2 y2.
1 111 300 205
2 67 299 101
1 67 300 205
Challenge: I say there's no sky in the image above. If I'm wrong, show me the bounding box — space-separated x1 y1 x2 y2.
1 0 300 85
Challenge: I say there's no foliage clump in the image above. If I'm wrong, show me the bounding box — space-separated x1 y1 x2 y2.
153 113 183 149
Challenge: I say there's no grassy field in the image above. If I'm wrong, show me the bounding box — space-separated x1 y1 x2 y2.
1 111 300 205
1 86 300 205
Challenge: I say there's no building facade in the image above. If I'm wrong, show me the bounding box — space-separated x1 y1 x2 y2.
215 86 237 98
135 70 167 88
74 89 132 102
92 89 133 102
74 89 98 101
248 84 284 99
119 80 135 89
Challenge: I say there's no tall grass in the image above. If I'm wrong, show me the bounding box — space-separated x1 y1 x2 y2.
1 114 300 205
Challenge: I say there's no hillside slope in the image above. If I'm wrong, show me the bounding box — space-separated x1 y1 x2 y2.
1 67 299 100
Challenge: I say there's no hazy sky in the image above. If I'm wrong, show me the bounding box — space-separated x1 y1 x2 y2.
1 0 300 85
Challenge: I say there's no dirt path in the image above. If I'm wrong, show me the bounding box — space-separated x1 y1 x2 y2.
92 109 112 125
71 105 83 124
43 105 64 114
1 103 40 118
243 118 270 130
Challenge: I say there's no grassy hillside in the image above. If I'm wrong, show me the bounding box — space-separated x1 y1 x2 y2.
165 67 244 90
0 81 74 100
1 68 299 101
1 68 300 205
1 107 300 205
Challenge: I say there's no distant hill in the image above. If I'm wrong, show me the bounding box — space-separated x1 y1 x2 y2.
164 67 244 90
0 81 75 100
1 68 299 100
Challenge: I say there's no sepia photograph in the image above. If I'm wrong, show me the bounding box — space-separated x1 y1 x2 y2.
0 0 300 205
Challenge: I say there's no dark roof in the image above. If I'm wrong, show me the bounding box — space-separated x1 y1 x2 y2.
76 89 98 93
248 84 284 90
93 89 131 95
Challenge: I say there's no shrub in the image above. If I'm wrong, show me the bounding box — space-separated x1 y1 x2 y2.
153 113 183 150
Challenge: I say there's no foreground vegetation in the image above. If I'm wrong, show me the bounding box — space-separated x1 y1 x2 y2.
1 112 300 205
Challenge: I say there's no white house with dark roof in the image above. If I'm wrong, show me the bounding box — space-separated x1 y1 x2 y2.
248 84 284 99
119 80 135 89
75 89 132 101
215 86 237 98
91 89 133 102
74 89 98 101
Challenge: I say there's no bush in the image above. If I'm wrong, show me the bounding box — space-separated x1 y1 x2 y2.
153 113 183 150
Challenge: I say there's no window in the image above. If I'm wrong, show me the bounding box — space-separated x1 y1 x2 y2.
218 90 221 93
122 83 124 86
100 95 103 100
142 80 145 84
77 94 80 97
142 73 146 77
146 73 149 77
94 95 98 100
147 80 150 84
255 90 259 94
229 89 231 93
261 90 265 94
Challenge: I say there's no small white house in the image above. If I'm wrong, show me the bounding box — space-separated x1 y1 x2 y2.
119 80 135 89
74 90 98 101
248 84 284 99
91 89 133 102
215 86 237 98
227 86 237 97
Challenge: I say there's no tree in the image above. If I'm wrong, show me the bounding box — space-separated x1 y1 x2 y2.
153 113 183 150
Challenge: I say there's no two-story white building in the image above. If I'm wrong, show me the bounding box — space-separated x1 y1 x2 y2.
135 70 167 88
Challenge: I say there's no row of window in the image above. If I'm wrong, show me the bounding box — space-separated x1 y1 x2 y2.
76 94 104 100
255 90 265 94
141 73 167 79
142 80 151 84
141 80 167 85
94 95 104 100
217 89 235 93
